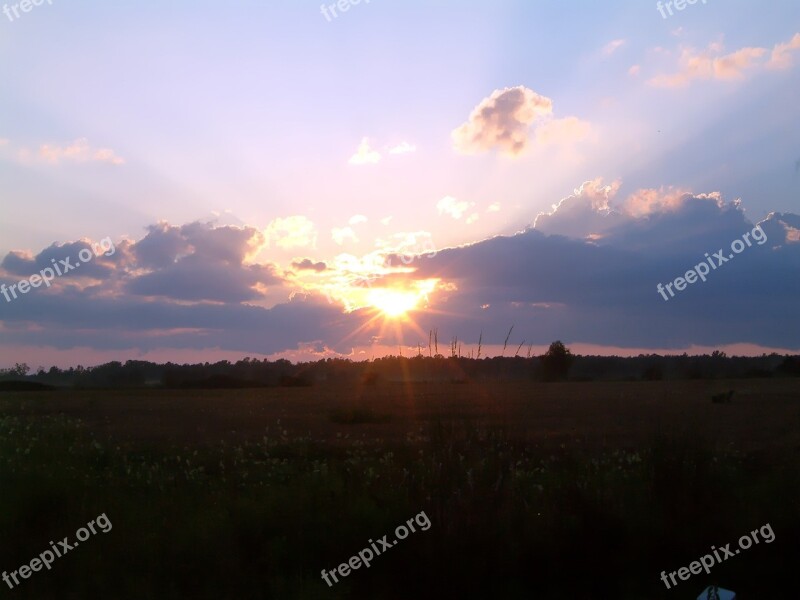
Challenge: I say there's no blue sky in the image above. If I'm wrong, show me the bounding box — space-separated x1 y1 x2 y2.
1 0 799 366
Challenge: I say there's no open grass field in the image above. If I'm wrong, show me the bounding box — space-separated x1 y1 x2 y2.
1 379 799 599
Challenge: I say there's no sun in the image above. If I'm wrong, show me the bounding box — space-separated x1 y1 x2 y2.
367 288 420 319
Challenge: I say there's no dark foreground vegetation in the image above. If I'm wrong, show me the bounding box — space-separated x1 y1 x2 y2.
1 379 798 599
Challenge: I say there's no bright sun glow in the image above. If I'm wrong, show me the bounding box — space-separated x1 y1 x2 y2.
366 288 420 318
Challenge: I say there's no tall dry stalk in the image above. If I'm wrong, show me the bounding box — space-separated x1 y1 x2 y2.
502 325 514 357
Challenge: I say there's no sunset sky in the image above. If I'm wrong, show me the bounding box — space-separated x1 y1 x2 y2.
1 0 799 367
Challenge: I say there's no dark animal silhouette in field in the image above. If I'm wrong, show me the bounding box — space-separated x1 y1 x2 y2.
711 390 734 404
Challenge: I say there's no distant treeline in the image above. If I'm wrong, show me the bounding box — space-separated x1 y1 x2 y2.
1 347 799 390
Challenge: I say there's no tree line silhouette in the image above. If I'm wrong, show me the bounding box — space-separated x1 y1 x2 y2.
1 343 798 390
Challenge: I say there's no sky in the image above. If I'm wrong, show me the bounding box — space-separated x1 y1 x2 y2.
1 0 799 367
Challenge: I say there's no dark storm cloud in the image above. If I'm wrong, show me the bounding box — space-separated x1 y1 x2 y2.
126 255 282 303
134 221 263 268
1 195 798 360
0 289 362 355
410 188 800 350
133 222 191 268
0 220 374 356
123 221 282 302
291 258 327 272
1 239 117 279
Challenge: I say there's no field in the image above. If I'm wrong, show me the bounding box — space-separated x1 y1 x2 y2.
1 379 798 599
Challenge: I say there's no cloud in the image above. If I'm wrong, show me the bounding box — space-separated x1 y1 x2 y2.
451 86 554 156
756 212 800 246
1 201 798 361
127 256 280 303
388 141 416 154
265 216 317 250
205 210 247 227
437 196 473 220
0 287 358 357
348 214 368 225
619 186 695 218
0 221 283 306
291 258 327 272
1 239 119 280
332 227 358 245
532 180 759 259
372 230 438 265
628 65 641 77
348 137 381 165
133 222 192 268
178 221 265 263
0 222 368 358
487 203 501 213
126 222 278 302
648 33 800 88
602 39 625 56
35 138 125 165
649 44 766 87
533 178 729 241
466 213 479 225
411 194 799 351
451 86 592 156
534 178 624 239
767 32 800 70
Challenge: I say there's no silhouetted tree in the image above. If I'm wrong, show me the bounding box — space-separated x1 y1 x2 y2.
539 341 574 381
12 363 30 376
777 355 800 377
